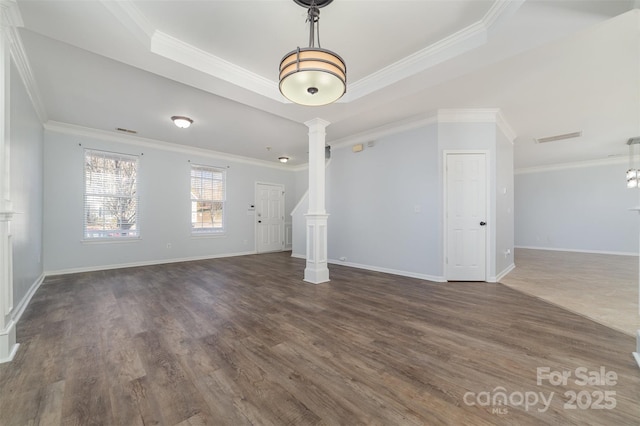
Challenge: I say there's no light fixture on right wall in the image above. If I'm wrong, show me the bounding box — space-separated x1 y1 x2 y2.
279 156 290 163
626 137 640 188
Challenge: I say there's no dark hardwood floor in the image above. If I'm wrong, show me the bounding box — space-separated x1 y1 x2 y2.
1 252 638 425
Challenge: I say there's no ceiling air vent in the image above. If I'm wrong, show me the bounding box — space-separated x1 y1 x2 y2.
116 127 137 134
534 131 582 144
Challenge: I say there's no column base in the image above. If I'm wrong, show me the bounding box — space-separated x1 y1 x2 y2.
304 266 330 284
0 319 18 363
304 213 330 284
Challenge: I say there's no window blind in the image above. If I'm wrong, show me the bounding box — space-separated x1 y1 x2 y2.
190 164 225 233
84 149 139 239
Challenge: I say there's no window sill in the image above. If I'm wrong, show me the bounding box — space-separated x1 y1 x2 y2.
190 232 226 239
81 237 142 245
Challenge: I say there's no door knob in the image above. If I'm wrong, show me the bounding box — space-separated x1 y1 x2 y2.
480 221 486 226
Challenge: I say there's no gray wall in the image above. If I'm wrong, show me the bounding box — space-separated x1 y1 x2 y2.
10 61 44 305
290 117 515 282
326 124 442 280
438 121 515 280
515 162 639 254
293 166 309 203
43 130 297 272
438 121 497 279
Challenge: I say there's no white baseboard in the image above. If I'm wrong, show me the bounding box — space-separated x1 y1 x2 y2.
12 273 45 325
328 258 446 283
292 253 446 282
0 273 45 363
0 320 18 363
514 246 638 257
45 250 258 276
494 263 516 282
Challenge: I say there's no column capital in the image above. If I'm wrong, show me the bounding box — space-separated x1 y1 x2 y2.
304 118 331 130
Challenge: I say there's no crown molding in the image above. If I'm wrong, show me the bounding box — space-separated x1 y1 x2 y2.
100 0 153 48
437 108 502 123
496 110 517 144
1 1 47 123
290 163 308 173
101 0 282 101
43 121 293 171
329 108 517 150
101 0 524 104
0 0 22 27
151 30 282 102
8 30 48 123
339 0 525 102
437 108 517 143
515 156 627 175
343 20 488 102
483 0 527 31
330 114 438 150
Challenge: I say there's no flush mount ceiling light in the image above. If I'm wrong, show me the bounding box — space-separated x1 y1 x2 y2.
279 0 346 106
278 156 290 163
171 116 193 129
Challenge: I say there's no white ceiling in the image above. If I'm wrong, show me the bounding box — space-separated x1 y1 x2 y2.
9 0 640 168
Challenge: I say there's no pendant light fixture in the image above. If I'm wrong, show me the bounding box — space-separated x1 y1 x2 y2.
279 0 346 106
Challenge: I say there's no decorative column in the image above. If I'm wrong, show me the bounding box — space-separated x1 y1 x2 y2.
304 118 330 284
0 1 17 363
0 212 15 363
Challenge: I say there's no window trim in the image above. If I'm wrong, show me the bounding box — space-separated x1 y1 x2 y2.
190 163 226 235
83 148 140 241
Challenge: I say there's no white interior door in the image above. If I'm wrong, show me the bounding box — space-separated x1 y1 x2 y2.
256 183 285 253
446 153 487 281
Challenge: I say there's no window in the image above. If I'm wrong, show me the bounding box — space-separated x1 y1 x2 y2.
84 149 139 239
191 164 225 234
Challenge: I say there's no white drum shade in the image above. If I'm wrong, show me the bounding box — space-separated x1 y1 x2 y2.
279 48 346 106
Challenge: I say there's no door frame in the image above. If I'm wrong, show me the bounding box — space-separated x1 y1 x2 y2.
442 150 491 281
254 181 285 253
